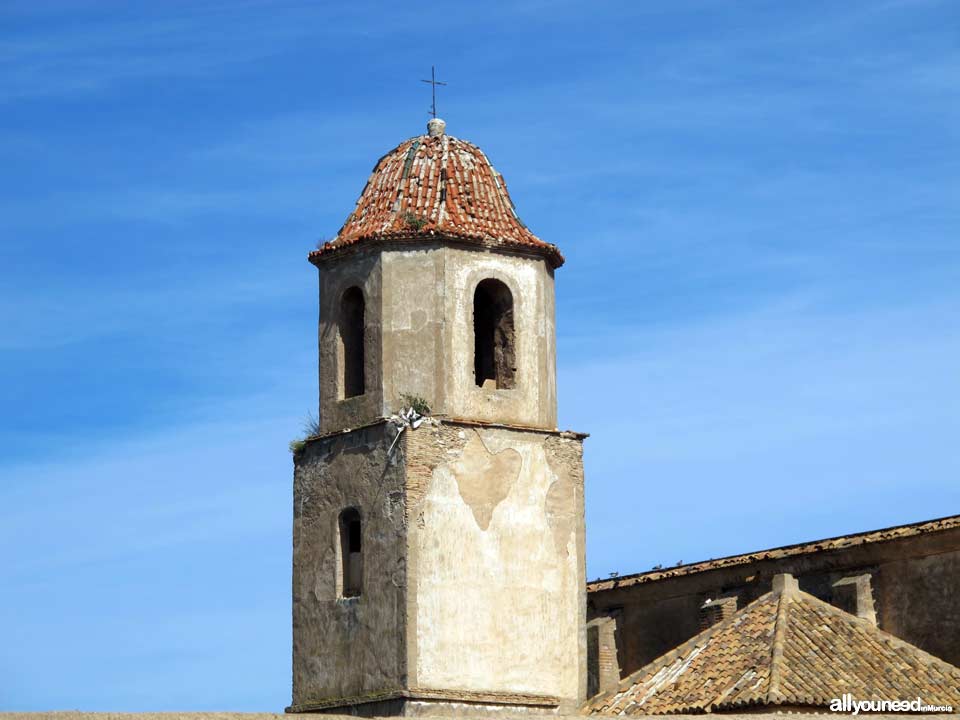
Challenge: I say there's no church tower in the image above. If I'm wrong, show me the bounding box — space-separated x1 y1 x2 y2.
289 117 587 717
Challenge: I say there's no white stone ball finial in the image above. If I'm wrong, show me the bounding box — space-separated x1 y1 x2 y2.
427 117 446 137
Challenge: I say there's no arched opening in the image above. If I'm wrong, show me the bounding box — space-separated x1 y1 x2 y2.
338 508 362 598
338 287 365 399
473 279 515 390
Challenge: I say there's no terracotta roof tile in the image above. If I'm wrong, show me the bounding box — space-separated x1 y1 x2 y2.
585 577 960 714
310 125 563 267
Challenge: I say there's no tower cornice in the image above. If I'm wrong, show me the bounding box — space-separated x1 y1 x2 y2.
308 231 563 269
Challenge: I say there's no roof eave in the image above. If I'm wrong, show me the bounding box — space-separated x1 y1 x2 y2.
307 231 565 269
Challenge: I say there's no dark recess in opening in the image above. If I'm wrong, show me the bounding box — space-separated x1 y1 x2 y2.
339 508 362 598
339 287 365 398
474 279 515 389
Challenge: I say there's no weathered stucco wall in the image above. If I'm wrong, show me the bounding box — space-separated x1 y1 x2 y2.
291 418 586 716
304 232 575 715
876 546 960 665
380 246 447 421
405 422 585 712
439 247 557 430
314 243 557 435
291 423 407 709
588 526 960 678
317 251 383 434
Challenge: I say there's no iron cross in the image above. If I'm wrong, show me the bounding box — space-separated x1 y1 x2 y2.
421 66 447 119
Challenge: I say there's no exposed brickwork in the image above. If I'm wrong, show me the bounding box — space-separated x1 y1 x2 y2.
402 420 469 530
697 594 737 631
586 616 621 698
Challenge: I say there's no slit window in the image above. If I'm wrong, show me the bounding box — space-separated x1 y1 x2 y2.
339 508 362 598
338 287 365 398
473 279 515 389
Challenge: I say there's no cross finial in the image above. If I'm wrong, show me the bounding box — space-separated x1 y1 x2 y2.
421 66 447 119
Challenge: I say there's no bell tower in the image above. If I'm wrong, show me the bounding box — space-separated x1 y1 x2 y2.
290 118 587 717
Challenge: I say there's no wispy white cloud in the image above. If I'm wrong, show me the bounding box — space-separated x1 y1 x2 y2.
570 292 960 576
0 255 312 351
1 411 292 578
0 1 583 101
0 3 323 99
0 404 294 710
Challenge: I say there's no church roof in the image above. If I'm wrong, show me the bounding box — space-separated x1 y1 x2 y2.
587 513 960 593
585 574 960 715
310 118 563 267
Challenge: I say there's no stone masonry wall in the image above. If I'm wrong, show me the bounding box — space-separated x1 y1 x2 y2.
291 423 407 709
291 417 587 716
315 243 558 437
317 251 384 435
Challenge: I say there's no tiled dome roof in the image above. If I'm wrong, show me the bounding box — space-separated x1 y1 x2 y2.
310 119 563 267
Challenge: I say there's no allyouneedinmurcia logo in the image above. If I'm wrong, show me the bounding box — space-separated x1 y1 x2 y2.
830 694 954 714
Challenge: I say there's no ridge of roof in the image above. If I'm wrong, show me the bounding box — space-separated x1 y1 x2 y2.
588 513 960 592
766 580 792 703
584 574 960 715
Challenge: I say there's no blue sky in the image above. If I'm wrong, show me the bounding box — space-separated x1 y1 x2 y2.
1 0 958 711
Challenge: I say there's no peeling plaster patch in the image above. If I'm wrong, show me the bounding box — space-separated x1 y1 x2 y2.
544 436 582 557
451 431 521 530
411 422 585 699
545 473 575 556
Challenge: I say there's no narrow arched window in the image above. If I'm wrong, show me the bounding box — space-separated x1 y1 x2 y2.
338 508 362 598
338 287 365 398
474 279 515 389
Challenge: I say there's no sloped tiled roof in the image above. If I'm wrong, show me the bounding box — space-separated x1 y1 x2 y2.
310 120 563 267
588 513 960 593
585 575 960 714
